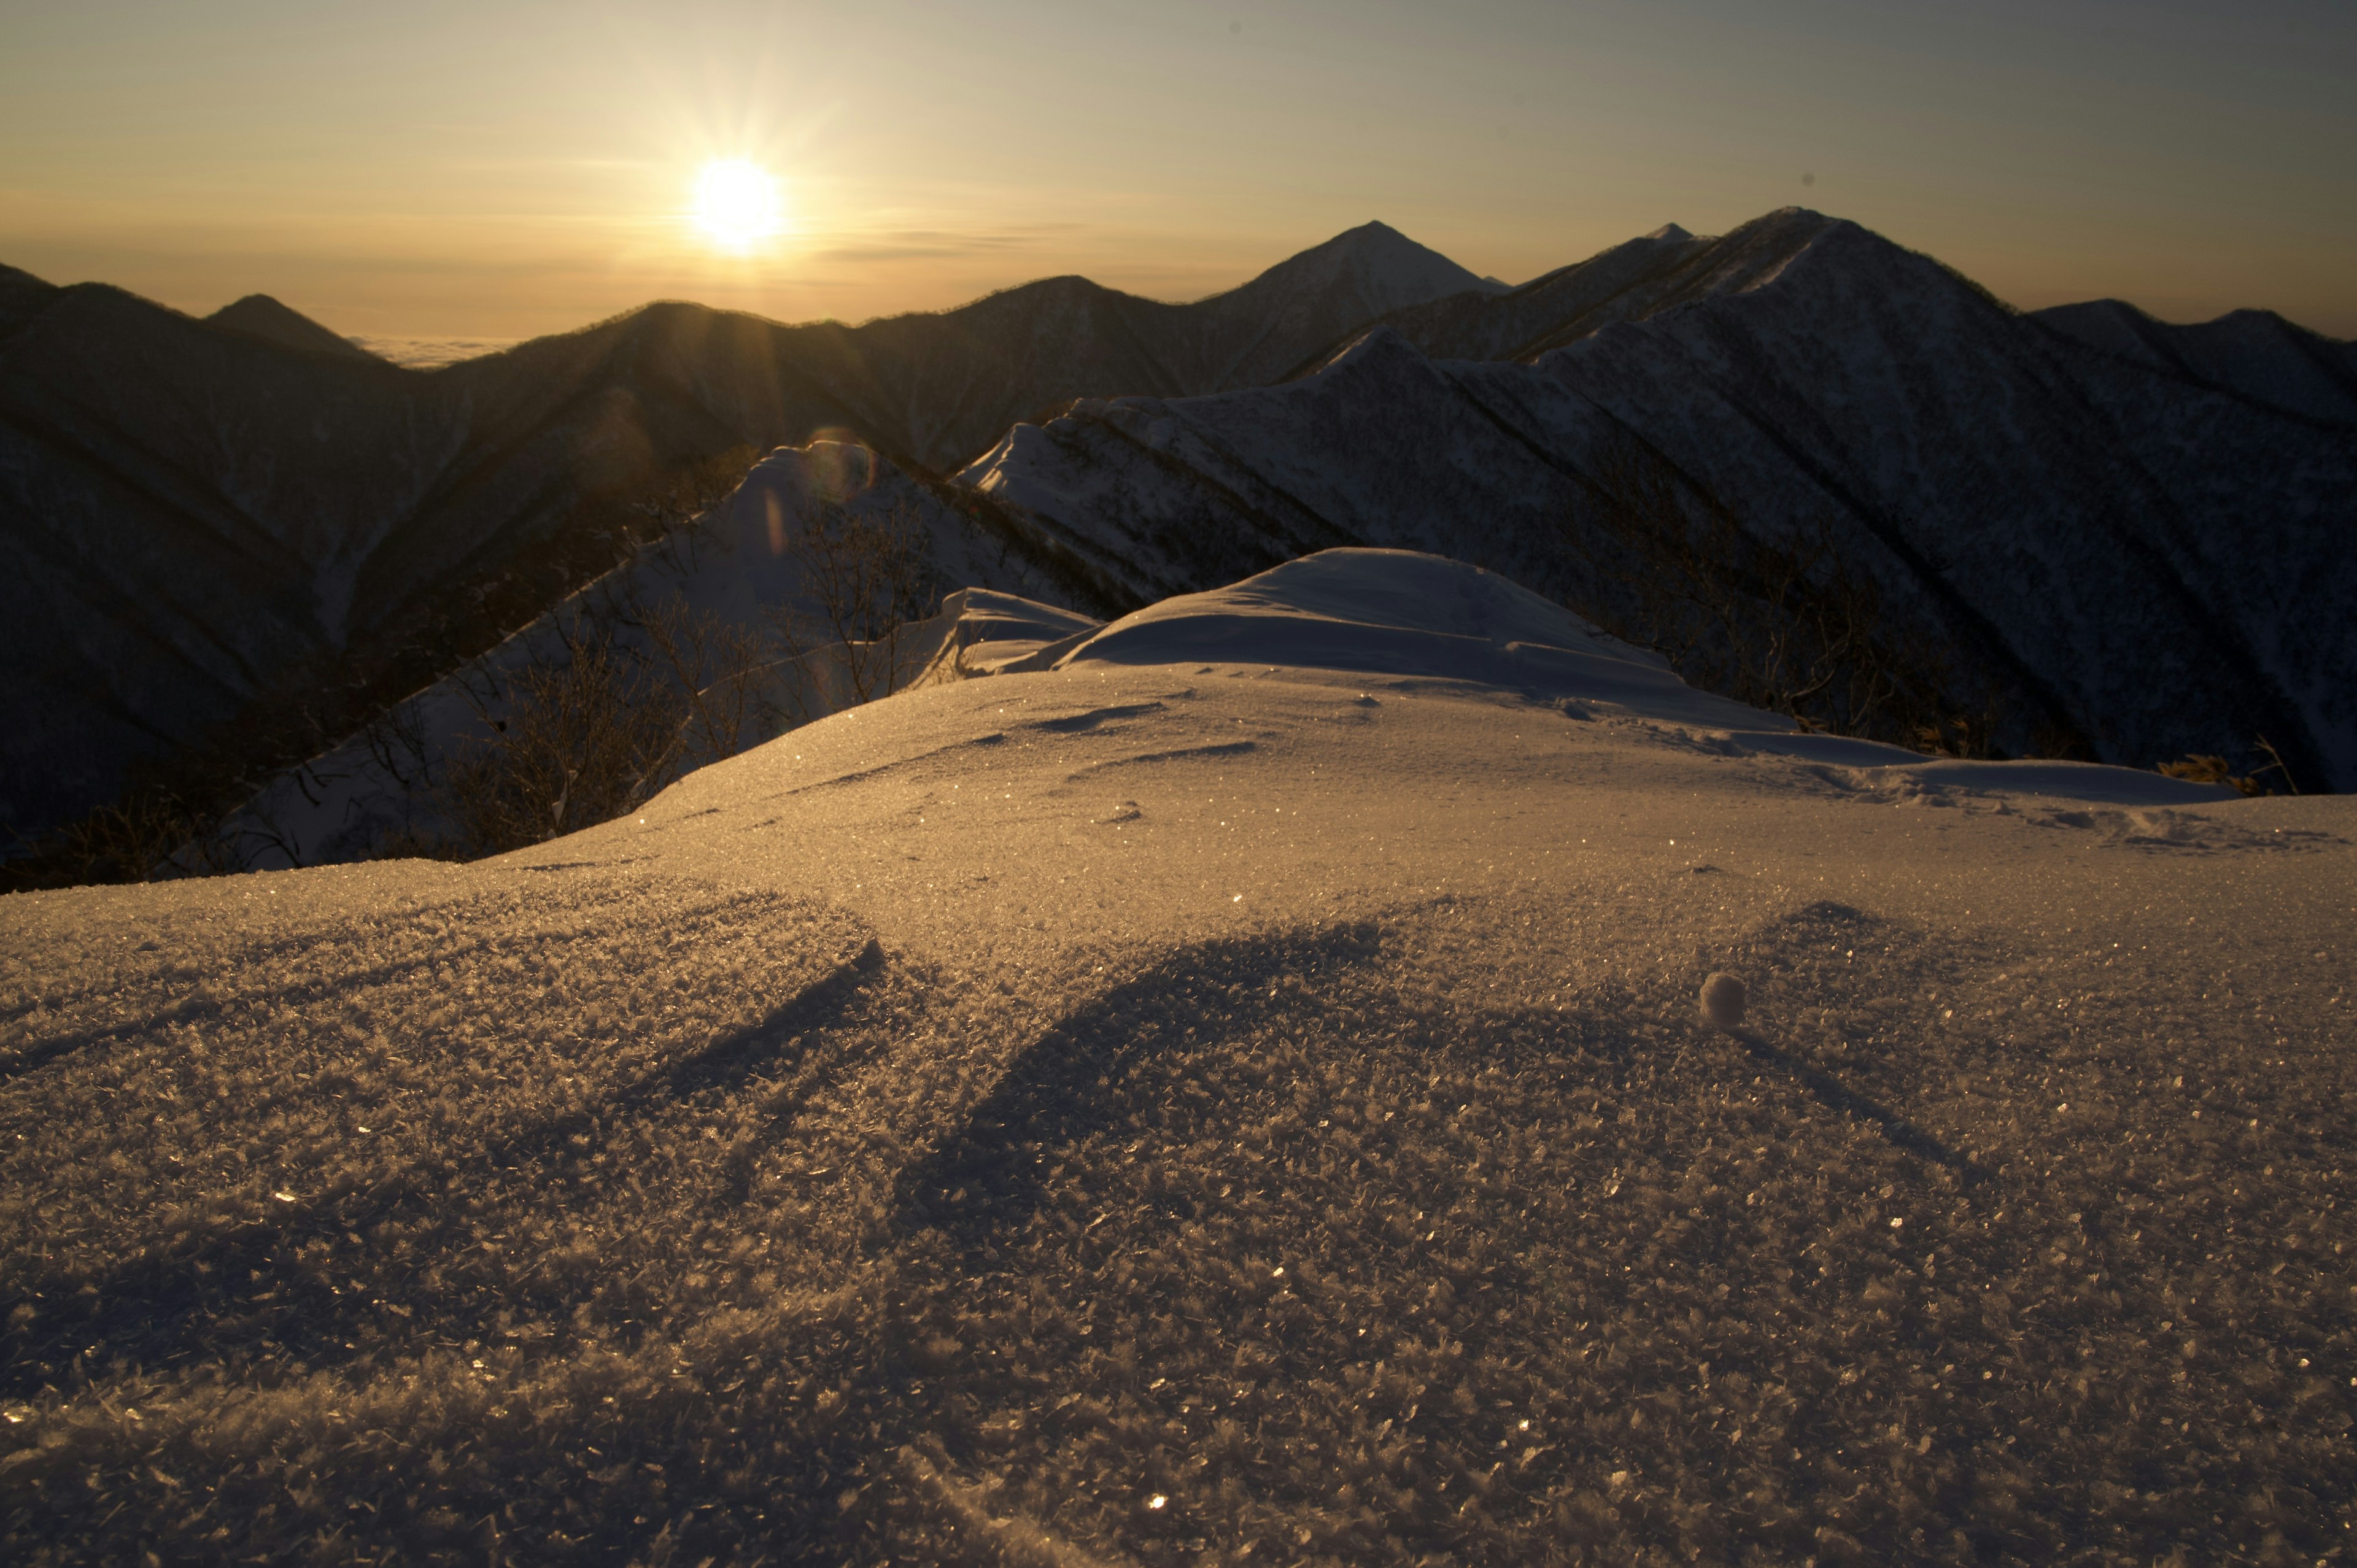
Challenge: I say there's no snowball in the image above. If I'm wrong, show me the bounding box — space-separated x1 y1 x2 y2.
1699 972 1747 1032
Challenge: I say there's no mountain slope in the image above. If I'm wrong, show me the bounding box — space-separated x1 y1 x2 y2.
204 294 382 362
2028 298 2357 425
0 277 771 860
9 210 2353 869
953 211 2357 790
1317 214 1865 369
1186 220 1500 388
0 228 1488 860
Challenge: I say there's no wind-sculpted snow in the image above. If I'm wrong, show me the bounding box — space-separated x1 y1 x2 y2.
4 558 2351 1560
1047 549 1848 729
1 871 876 1327
1043 551 2241 809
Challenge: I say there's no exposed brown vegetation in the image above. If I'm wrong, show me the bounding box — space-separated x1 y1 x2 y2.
2158 736 2302 798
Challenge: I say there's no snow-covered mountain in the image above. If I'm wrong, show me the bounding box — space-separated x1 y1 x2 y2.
0 227 1489 863
2028 298 2357 425
948 210 2357 790
209 443 1100 870
8 209 2353 873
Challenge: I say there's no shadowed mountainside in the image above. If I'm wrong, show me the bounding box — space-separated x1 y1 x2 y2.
956 209 2357 792
7 210 2354 870
0 224 1489 855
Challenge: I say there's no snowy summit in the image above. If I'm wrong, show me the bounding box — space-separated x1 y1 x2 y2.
4 550 2350 1564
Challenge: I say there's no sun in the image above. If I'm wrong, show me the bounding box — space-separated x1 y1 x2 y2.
693 160 783 248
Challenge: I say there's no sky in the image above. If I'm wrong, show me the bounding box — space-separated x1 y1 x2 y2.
2 0 2352 343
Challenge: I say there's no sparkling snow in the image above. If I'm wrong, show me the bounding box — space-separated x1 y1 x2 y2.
4 549 2350 1562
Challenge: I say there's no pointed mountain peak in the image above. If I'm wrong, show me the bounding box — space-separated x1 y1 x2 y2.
1219 222 1488 317
1645 223 1693 242
206 294 380 361
1327 218 1411 247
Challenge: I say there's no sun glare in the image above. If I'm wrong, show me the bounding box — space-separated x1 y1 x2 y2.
693 160 783 248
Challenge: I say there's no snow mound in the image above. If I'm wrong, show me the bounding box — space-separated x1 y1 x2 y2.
7 530 2347 1564
1039 548 1765 720
1014 548 2233 806
933 589 1100 674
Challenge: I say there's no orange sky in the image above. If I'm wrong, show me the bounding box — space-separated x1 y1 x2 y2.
4 1 2352 342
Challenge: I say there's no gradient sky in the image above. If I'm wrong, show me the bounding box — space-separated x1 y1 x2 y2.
3 0 2352 342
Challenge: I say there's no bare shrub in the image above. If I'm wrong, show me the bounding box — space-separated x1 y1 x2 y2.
435 628 688 855
421 598 784 859
628 445 764 570
1564 435 2000 754
15 786 213 888
2154 737 2302 798
762 497 942 726
644 597 784 765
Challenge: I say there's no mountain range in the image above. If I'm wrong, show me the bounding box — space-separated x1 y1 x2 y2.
0 222 1492 860
4 208 2353 874
944 210 2357 791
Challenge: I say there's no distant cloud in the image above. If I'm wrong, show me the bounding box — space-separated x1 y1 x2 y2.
349 336 521 369
803 225 1085 265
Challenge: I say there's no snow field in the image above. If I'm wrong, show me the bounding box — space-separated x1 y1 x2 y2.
2 555 2351 1562
1 873 870 1302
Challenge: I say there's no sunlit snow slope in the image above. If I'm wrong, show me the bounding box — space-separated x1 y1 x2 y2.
5 553 2351 1565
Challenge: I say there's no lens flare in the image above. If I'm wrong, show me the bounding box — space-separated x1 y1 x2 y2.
693 160 782 247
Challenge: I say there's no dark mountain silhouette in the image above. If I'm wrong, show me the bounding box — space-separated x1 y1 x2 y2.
2027 298 2357 425
205 295 382 362
0 225 1492 859
1289 220 1717 368
6 209 2353 875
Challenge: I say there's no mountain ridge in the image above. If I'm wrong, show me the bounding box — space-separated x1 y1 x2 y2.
948 209 2356 790
5 212 2352 875
0 225 1496 859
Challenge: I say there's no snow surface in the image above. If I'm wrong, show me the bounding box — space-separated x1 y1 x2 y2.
226 546 2229 870
6 547 2350 1561
1039 552 2239 808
